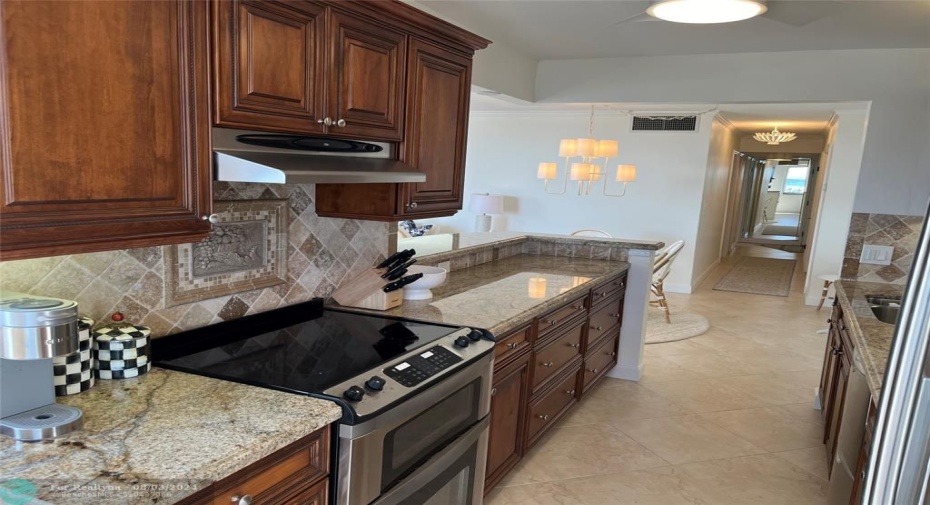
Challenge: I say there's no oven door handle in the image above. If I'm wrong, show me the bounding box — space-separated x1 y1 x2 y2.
370 416 490 505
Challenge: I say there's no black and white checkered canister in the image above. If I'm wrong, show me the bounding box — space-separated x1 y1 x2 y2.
53 316 96 396
92 322 151 380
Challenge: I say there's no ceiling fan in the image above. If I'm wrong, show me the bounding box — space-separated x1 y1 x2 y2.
610 0 844 27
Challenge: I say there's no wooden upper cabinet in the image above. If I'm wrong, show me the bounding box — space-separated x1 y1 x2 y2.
399 38 472 216
213 1 405 141
329 10 406 140
213 0 326 133
0 0 212 260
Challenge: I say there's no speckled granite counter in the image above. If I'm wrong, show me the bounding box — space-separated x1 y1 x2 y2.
835 280 903 396
336 254 629 337
0 368 342 505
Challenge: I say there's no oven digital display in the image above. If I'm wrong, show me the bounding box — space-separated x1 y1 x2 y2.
395 362 411 371
385 346 463 387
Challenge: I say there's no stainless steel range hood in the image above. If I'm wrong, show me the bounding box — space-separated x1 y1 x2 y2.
213 128 426 184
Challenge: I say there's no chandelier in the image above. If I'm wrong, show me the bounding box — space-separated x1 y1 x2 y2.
753 126 797 145
537 107 637 197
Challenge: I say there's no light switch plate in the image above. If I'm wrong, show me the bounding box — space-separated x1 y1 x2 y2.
860 244 894 265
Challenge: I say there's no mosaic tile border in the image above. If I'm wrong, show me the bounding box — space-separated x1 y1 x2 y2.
165 200 288 306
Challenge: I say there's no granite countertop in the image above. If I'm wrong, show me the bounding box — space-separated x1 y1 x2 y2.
0 368 342 505
337 254 629 337
835 280 903 396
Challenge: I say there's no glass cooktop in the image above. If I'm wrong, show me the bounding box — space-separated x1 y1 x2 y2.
152 299 462 395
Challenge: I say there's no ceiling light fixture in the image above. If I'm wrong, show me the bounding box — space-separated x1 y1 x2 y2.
647 0 767 24
537 106 636 197
753 126 798 145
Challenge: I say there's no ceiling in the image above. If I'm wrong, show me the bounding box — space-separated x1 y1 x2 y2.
420 0 930 59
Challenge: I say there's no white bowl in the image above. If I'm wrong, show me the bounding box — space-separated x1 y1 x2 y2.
402 265 447 300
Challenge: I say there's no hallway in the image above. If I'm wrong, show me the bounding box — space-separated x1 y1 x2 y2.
485 245 829 504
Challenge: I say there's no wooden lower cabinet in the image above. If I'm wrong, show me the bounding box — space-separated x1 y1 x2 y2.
486 349 531 491
484 271 627 495
526 360 582 448
177 426 329 505
820 301 854 472
850 398 878 505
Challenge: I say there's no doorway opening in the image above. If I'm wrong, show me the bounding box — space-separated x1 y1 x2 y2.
728 152 820 254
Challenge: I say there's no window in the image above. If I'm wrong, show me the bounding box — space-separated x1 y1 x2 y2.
782 166 809 194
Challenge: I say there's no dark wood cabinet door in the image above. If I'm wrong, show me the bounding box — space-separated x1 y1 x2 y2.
399 38 472 216
826 350 851 474
0 0 211 260
329 10 406 141
821 325 842 442
214 0 326 133
486 352 531 493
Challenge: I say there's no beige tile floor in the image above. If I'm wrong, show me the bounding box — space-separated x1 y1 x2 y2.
485 244 830 504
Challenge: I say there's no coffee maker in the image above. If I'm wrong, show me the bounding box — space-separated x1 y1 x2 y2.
0 291 84 441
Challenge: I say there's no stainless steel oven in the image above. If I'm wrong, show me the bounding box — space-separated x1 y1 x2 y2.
336 353 492 505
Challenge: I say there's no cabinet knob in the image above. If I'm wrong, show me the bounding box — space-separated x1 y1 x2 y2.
591 326 603 331
608 351 617 357
406 202 418 209
491 387 497 396
588 368 599 373
573 305 585 310
537 414 549 421
317 117 333 126
202 214 218 223
832 348 844 356
507 342 518 349
598 292 607 298
542 362 555 368
610 314 620 318
336 118 346 127
565 389 575 395
568 343 580 348
545 319 556 325
231 495 253 505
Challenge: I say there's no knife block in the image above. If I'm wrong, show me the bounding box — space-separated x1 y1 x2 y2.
344 289 403 311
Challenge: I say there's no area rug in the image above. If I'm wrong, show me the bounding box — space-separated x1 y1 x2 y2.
645 309 710 344
713 257 796 297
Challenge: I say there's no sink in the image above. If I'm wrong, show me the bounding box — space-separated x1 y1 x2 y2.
866 295 902 325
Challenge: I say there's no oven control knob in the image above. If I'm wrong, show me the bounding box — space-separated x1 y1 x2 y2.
454 336 471 348
467 329 483 341
366 376 386 391
343 386 365 402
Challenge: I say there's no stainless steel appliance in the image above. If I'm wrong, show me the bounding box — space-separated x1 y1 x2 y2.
862 199 930 504
153 299 494 505
0 292 84 441
212 128 426 185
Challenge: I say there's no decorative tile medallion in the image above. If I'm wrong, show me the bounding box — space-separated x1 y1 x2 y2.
165 200 288 306
843 212 925 284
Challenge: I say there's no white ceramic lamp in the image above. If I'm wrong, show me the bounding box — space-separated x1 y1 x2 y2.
469 193 503 232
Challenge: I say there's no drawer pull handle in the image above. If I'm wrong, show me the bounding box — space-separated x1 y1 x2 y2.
574 304 585 310
545 319 556 325
542 362 555 367
591 325 603 331
598 292 607 298
569 343 580 348
507 342 519 349
491 387 498 396
538 414 550 421
611 313 620 318
565 389 576 395
608 351 617 357
231 495 253 505
827 318 833 324
588 368 599 373
832 348 844 356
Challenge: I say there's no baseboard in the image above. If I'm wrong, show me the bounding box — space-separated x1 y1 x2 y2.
692 260 720 289
662 283 693 294
607 362 642 381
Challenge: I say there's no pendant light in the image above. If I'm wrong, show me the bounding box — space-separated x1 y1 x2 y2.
647 0 767 24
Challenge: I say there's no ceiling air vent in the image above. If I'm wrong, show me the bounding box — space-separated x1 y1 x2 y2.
631 115 698 132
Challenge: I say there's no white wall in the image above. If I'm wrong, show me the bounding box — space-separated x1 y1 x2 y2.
692 117 737 287
804 110 869 304
536 49 930 216
425 111 716 292
777 194 804 214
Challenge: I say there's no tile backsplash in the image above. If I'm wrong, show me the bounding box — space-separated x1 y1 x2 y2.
0 182 389 337
842 212 925 284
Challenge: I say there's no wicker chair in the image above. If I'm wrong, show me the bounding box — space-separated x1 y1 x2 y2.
651 240 685 324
